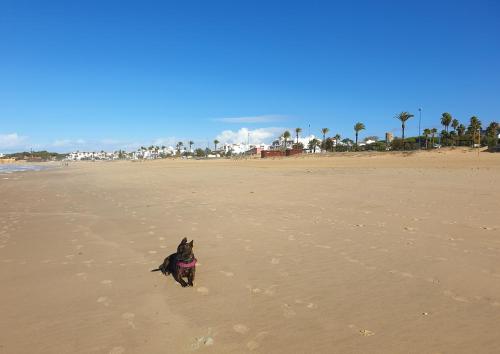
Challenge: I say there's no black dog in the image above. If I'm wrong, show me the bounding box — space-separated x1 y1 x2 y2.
151 237 196 287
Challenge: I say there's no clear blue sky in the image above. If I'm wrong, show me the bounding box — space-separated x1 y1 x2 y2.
1 0 499 152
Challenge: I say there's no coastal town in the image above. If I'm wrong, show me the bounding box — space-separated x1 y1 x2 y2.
2 117 499 162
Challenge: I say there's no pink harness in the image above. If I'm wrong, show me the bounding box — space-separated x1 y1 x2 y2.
177 259 197 268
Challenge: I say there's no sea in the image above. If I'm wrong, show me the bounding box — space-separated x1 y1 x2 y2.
0 164 49 174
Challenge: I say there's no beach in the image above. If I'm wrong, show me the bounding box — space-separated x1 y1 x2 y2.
1 149 499 354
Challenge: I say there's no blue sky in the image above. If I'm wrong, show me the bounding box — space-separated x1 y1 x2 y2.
1 0 499 152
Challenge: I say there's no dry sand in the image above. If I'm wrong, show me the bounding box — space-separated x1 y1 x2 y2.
0 149 499 353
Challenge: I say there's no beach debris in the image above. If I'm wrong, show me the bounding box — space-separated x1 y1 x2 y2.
422 312 429 316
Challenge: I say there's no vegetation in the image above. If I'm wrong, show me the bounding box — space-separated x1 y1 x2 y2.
282 130 291 149
4 151 66 161
395 112 414 149
308 138 320 153
295 127 302 144
213 139 220 151
353 122 365 149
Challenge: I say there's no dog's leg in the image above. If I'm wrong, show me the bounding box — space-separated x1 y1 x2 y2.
173 271 189 287
188 268 195 287
159 257 170 275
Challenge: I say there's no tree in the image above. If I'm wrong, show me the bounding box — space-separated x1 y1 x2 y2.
441 113 452 133
324 138 335 152
213 139 220 151
176 142 183 155
468 116 482 146
423 128 431 149
321 128 329 142
430 128 438 147
194 148 205 157
440 113 453 145
334 134 341 146
282 130 291 150
485 121 499 147
457 124 466 136
295 128 302 144
189 141 194 152
354 122 365 149
395 112 414 149
451 119 459 146
308 138 320 153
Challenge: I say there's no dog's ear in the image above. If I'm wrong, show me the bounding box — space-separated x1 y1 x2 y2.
189 240 194 247
180 237 187 244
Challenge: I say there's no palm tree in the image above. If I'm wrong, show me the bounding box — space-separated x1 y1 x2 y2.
457 124 465 135
213 139 220 151
441 113 453 146
354 122 365 149
430 128 438 147
441 113 452 133
423 128 431 149
189 140 194 152
295 128 302 144
451 119 459 146
282 130 291 150
308 138 320 153
176 142 183 155
395 112 414 149
321 128 329 142
457 124 466 145
469 116 482 146
334 134 341 150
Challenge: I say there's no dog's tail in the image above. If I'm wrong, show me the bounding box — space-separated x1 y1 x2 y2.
151 268 161 272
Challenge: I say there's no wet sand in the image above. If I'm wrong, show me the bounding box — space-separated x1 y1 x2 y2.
1 149 499 353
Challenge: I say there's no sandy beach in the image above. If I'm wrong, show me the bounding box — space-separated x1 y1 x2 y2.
1 149 499 354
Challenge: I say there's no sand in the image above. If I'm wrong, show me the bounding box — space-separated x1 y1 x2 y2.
0 149 499 353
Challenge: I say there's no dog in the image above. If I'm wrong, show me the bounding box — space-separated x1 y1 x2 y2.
151 237 196 287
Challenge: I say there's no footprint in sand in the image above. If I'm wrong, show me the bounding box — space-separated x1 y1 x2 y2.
247 340 260 350
233 324 249 334
108 346 125 354
219 271 234 277
101 280 113 285
282 304 296 318
76 272 88 280
148 250 157 254
197 287 209 295
97 296 111 306
122 312 136 329
271 258 280 264
246 331 269 351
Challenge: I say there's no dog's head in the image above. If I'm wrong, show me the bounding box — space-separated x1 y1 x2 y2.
177 237 194 260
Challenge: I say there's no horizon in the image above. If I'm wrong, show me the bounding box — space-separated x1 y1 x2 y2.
1 1 499 153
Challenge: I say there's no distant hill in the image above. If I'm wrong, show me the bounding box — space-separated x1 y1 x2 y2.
3 151 66 161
